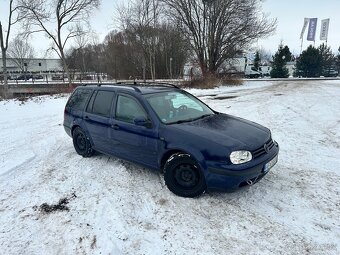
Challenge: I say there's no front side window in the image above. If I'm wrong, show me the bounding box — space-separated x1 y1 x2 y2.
67 89 92 111
116 95 147 123
146 91 214 124
88 90 115 117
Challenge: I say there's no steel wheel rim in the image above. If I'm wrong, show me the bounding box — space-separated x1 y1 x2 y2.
174 164 199 189
76 133 86 151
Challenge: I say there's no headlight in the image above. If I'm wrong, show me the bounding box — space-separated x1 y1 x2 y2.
230 151 252 164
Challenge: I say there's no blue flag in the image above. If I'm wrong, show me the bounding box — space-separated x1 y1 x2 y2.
307 18 318 41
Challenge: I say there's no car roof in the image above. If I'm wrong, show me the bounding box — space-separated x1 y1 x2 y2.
78 82 180 95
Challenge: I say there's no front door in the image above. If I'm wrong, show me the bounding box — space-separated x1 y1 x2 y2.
110 94 159 168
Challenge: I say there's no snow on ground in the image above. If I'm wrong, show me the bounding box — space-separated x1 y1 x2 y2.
0 80 339 255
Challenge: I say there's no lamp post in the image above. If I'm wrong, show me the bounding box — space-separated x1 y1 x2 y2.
170 57 173 79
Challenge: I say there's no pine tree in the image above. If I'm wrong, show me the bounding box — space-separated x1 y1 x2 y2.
335 47 340 74
295 45 322 77
318 43 335 76
270 44 291 78
254 51 261 71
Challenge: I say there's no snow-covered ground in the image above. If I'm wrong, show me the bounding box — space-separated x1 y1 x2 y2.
0 80 339 255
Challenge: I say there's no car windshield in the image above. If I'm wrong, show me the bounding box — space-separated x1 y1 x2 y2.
145 91 214 124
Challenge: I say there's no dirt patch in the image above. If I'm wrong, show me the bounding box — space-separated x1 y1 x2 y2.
91 235 97 249
16 96 30 105
34 192 77 214
157 198 168 205
274 93 284 96
213 95 239 100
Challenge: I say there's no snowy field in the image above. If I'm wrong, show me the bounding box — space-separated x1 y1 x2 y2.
0 80 339 255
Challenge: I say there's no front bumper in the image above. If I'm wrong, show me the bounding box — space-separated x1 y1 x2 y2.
205 143 279 191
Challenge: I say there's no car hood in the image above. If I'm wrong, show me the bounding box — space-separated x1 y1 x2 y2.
170 113 270 150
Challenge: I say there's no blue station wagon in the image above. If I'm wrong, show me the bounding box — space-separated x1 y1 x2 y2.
63 83 279 197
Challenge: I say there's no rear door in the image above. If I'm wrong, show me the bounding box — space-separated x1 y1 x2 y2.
83 90 116 153
110 94 159 168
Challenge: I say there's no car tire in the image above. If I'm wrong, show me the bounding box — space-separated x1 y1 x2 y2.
72 127 94 157
164 153 206 198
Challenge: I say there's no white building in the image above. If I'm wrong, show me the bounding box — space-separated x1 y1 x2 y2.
0 58 63 73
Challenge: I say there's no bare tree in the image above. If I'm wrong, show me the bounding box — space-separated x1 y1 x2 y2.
73 24 94 74
162 0 277 77
117 0 161 80
19 0 100 85
8 36 35 73
0 0 24 98
257 47 272 65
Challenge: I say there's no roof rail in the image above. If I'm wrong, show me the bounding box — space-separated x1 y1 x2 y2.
116 81 180 89
81 81 180 92
114 82 141 92
140 81 180 89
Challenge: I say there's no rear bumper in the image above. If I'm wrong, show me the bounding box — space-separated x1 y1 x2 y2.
205 143 279 191
63 124 72 137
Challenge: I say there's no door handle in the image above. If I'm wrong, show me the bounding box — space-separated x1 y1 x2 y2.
84 116 90 120
111 124 119 130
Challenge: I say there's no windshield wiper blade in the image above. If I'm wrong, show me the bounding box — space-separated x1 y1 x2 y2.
171 119 195 124
194 114 214 120
170 114 214 124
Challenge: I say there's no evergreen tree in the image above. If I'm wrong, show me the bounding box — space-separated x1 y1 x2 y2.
318 43 335 76
281 45 292 61
335 47 340 74
270 44 291 78
254 51 261 71
295 45 322 77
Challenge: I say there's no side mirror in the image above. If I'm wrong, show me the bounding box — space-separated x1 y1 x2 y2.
134 116 152 128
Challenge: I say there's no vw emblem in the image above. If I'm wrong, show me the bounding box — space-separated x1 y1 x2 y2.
264 144 269 153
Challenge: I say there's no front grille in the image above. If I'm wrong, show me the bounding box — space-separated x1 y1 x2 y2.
252 138 274 159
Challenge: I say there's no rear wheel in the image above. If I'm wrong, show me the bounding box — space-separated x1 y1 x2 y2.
164 153 206 197
72 127 94 157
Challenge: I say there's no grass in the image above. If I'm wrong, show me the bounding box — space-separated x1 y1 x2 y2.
181 74 243 89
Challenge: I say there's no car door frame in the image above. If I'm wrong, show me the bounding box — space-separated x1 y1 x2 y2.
82 89 116 154
109 92 160 169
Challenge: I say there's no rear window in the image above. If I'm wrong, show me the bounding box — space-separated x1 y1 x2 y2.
87 90 115 117
67 89 92 111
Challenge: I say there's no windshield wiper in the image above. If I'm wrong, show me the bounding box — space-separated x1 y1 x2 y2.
170 114 214 125
170 119 195 124
193 114 214 121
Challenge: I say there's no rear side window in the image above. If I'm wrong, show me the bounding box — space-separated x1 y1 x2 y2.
87 90 115 117
67 89 92 111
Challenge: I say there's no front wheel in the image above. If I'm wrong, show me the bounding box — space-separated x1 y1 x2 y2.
72 127 94 157
164 153 206 197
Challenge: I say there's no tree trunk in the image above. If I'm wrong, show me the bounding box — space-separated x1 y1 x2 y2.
149 48 154 80
1 49 10 98
0 21 10 98
60 49 72 87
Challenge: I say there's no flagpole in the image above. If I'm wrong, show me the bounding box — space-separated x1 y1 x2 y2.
300 18 309 54
320 18 330 47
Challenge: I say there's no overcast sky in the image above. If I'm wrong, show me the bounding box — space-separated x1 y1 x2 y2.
1 0 339 57
257 0 340 55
